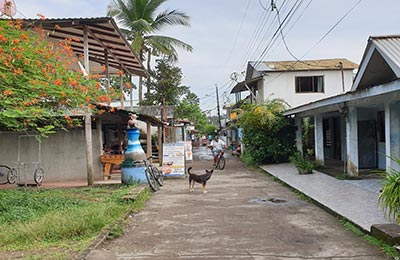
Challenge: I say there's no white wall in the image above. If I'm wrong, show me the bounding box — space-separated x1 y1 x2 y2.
262 70 354 108
0 129 103 183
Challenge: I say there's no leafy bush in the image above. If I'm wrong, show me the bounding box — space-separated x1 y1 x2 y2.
237 99 296 165
377 157 400 223
289 152 315 174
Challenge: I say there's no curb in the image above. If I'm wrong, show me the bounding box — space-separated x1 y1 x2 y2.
76 185 147 260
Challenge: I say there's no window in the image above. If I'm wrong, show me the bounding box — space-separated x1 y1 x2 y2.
295 76 324 93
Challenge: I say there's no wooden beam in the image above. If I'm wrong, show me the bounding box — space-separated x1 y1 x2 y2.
83 25 89 73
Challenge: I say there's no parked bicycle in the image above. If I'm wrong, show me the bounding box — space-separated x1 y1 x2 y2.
0 165 17 184
135 156 163 192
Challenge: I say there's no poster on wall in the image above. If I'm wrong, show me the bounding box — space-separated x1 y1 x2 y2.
184 141 193 161
162 143 185 177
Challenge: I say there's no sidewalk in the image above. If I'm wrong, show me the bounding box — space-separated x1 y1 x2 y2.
260 163 395 232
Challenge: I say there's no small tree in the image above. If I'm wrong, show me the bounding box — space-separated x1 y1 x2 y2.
237 99 295 165
0 20 116 136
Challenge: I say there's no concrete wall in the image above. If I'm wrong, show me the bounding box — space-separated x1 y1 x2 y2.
263 70 353 108
0 129 103 183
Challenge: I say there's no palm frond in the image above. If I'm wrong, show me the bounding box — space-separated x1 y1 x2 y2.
152 10 191 31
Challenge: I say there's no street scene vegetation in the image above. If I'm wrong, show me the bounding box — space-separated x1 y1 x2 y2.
0 0 399 259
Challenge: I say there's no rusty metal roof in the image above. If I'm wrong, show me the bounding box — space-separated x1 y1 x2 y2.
21 17 146 77
252 58 358 72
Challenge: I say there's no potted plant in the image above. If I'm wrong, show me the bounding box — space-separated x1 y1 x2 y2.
289 152 315 175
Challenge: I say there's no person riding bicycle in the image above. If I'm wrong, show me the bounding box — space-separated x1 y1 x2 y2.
209 136 227 166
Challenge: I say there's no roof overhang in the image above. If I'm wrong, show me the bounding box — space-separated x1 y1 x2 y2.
231 76 263 94
21 17 147 77
284 79 400 117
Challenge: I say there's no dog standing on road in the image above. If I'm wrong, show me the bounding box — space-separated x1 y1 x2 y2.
188 167 214 193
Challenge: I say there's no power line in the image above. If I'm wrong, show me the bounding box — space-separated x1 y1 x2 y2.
224 0 251 65
264 0 364 85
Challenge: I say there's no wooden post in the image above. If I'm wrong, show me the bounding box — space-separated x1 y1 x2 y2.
158 125 163 165
85 113 94 186
147 122 152 158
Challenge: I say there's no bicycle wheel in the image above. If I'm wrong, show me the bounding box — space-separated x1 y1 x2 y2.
0 165 10 184
145 167 159 191
218 156 226 170
152 165 164 186
7 168 17 184
34 167 45 186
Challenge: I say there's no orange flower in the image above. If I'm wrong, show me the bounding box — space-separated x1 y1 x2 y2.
117 70 123 76
125 82 132 89
97 109 105 115
39 93 47 97
101 65 106 72
61 91 67 97
95 82 101 89
54 78 63 86
0 35 7 41
85 96 91 102
3 89 13 96
12 39 20 44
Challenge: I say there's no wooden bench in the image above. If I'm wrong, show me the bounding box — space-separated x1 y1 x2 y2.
100 154 124 180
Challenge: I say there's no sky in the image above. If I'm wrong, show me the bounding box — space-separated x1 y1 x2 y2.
11 0 400 115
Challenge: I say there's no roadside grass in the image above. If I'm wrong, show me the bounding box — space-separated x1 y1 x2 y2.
0 185 150 259
340 219 400 258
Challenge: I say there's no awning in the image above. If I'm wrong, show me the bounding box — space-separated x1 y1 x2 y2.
22 17 147 77
230 76 263 93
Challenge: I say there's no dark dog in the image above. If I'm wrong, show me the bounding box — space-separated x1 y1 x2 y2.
188 167 214 193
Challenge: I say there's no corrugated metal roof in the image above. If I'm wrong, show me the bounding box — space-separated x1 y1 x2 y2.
250 58 358 72
371 35 400 76
20 17 147 77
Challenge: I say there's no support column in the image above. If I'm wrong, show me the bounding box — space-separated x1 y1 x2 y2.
85 113 94 185
146 122 152 159
385 102 391 170
158 125 163 165
346 107 359 176
295 116 303 155
390 102 400 172
314 114 324 165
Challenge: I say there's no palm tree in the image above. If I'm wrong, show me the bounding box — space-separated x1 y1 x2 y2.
107 0 193 102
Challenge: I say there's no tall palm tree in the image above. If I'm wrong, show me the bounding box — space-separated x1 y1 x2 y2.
107 0 193 102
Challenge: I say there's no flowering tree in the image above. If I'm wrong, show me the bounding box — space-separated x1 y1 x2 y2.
0 19 117 136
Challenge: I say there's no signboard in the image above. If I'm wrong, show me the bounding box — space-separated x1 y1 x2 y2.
184 141 193 161
162 143 185 177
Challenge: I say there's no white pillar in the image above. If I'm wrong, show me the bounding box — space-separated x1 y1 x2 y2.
385 102 391 170
295 116 303 155
346 107 359 176
390 102 400 172
314 114 324 165
147 122 152 159
85 113 94 185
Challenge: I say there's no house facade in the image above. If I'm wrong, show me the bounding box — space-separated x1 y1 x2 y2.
231 59 358 108
284 35 400 176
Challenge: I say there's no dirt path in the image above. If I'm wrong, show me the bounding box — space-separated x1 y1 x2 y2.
85 147 390 259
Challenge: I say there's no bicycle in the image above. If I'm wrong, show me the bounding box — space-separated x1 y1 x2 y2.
214 150 226 170
135 156 163 192
0 165 17 184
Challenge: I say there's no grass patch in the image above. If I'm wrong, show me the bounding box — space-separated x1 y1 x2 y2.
0 185 150 259
340 219 400 258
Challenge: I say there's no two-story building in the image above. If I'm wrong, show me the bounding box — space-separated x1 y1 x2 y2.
231 59 359 108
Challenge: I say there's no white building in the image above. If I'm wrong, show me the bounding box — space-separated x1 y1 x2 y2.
231 59 358 108
284 35 400 176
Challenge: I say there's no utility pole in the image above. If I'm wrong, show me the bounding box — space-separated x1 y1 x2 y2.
215 84 222 131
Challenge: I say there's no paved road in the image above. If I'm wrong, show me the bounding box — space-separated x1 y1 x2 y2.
85 146 390 260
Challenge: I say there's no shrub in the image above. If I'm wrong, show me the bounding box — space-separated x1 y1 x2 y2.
377 157 400 223
289 152 314 174
237 99 296 165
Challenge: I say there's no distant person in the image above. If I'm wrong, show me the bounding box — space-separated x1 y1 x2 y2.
209 136 227 166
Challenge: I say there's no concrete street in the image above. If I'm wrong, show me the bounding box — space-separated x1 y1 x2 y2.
85 146 390 260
